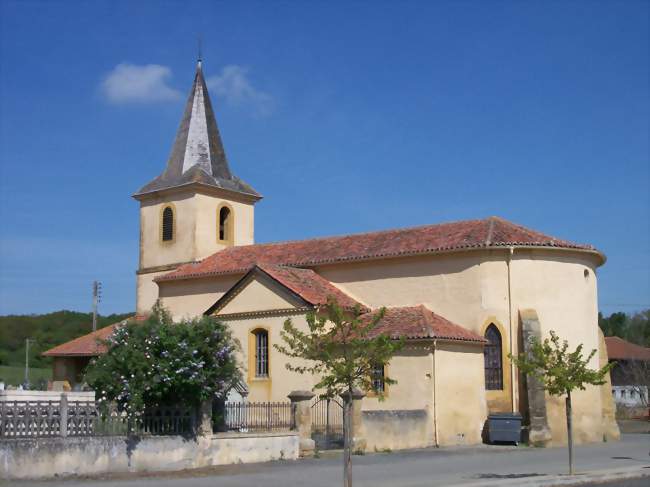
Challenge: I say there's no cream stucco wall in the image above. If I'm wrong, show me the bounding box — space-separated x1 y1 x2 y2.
509 250 603 445
135 187 255 315
139 190 255 271
157 245 607 446
224 313 318 401
213 274 489 448
434 342 488 446
362 345 432 412
316 248 605 445
136 269 171 316
316 252 512 411
158 275 240 321
218 279 297 315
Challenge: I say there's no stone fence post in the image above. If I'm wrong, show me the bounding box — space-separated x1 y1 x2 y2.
59 393 68 438
198 400 213 436
288 390 315 457
340 389 366 453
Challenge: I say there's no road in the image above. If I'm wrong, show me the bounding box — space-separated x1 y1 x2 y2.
4 434 649 487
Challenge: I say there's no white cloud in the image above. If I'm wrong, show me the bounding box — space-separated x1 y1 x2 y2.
100 63 182 104
207 65 274 116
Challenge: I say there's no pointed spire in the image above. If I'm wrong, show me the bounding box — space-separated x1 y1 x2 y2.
136 60 260 199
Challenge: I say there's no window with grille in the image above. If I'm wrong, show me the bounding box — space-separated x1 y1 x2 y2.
161 206 174 242
254 329 268 377
371 363 385 393
484 324 503 390
219 206 231 241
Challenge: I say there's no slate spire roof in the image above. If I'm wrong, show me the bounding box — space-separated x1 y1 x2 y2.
135 60 260 198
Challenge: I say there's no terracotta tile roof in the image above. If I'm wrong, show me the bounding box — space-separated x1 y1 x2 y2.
258 265 366 311
605 336 650 361
158 217 603 283
360 305 486 343
42 320 129 357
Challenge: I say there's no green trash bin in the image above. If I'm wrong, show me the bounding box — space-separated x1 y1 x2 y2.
488 413 522 445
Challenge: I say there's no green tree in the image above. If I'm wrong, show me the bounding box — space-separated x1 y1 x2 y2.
275 298 404 487
0 310 132 368
85 304 241 420
598 311 627 339
626 310 650 347
510 331 613 475
598 309 650 347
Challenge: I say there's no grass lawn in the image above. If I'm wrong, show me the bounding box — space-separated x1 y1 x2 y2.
0 365 51 387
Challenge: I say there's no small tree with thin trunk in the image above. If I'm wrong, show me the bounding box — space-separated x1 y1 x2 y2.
275 298 404 487
510 330 613 475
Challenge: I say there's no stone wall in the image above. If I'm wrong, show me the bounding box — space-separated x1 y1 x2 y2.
362 409 431 451
0 390 94 402
0 432 298 480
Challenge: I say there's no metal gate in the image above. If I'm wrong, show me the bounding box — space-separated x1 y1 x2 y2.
311 396 344 450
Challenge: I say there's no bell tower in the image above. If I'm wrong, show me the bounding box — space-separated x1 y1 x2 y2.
133 59 261 315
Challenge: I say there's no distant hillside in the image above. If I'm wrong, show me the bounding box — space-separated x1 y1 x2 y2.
0 310 132 368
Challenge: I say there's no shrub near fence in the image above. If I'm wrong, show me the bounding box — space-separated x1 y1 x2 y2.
224 402 295 432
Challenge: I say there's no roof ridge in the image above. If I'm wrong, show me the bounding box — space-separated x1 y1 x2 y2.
485 217 496 246
160 217 604 283
217 217 492 253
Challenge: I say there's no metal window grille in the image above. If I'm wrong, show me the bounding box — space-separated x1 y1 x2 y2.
219 207 231 241
484 324 503 390
371 364 385 393
162 207 174 241
255 330 268 377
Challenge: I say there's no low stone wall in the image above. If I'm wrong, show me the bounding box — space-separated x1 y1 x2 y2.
362 409 432 452
0 390 94 402
0 431 299 480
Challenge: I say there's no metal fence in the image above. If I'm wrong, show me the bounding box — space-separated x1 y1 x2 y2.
224 402 295 432
311 396 344 450
0 399 195 438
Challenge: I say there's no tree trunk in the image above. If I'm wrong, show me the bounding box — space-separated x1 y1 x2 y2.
566 392 574 475
343 390 352 487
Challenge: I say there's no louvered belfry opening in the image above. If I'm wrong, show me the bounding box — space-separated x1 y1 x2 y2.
219 206 231 241
162 207 174 241
484 324 503 390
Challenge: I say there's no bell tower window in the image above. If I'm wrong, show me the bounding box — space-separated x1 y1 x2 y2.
161 206 174 242
218 205 233 243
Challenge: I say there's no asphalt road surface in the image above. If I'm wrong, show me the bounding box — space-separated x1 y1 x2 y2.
4 433 649 487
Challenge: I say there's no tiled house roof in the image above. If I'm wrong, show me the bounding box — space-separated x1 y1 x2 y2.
42 320 126 357
360 305 486 343
257 265 366 311
605 336 650 361
158 217 603 282
206 265 366 315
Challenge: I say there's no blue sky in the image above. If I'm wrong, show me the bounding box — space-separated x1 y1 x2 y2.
0 0 648 317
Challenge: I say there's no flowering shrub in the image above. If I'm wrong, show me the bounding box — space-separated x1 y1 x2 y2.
85 304 241 418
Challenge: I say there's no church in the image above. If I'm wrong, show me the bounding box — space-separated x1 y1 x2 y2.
45 60 619 449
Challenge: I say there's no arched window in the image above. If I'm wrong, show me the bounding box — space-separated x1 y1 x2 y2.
484 324 503 390
371 363 385 394
253 329 268 377
218 206 232 242
161 206 174 242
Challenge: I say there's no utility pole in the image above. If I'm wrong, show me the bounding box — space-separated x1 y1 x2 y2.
24 338 32 389
92 281 102 332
